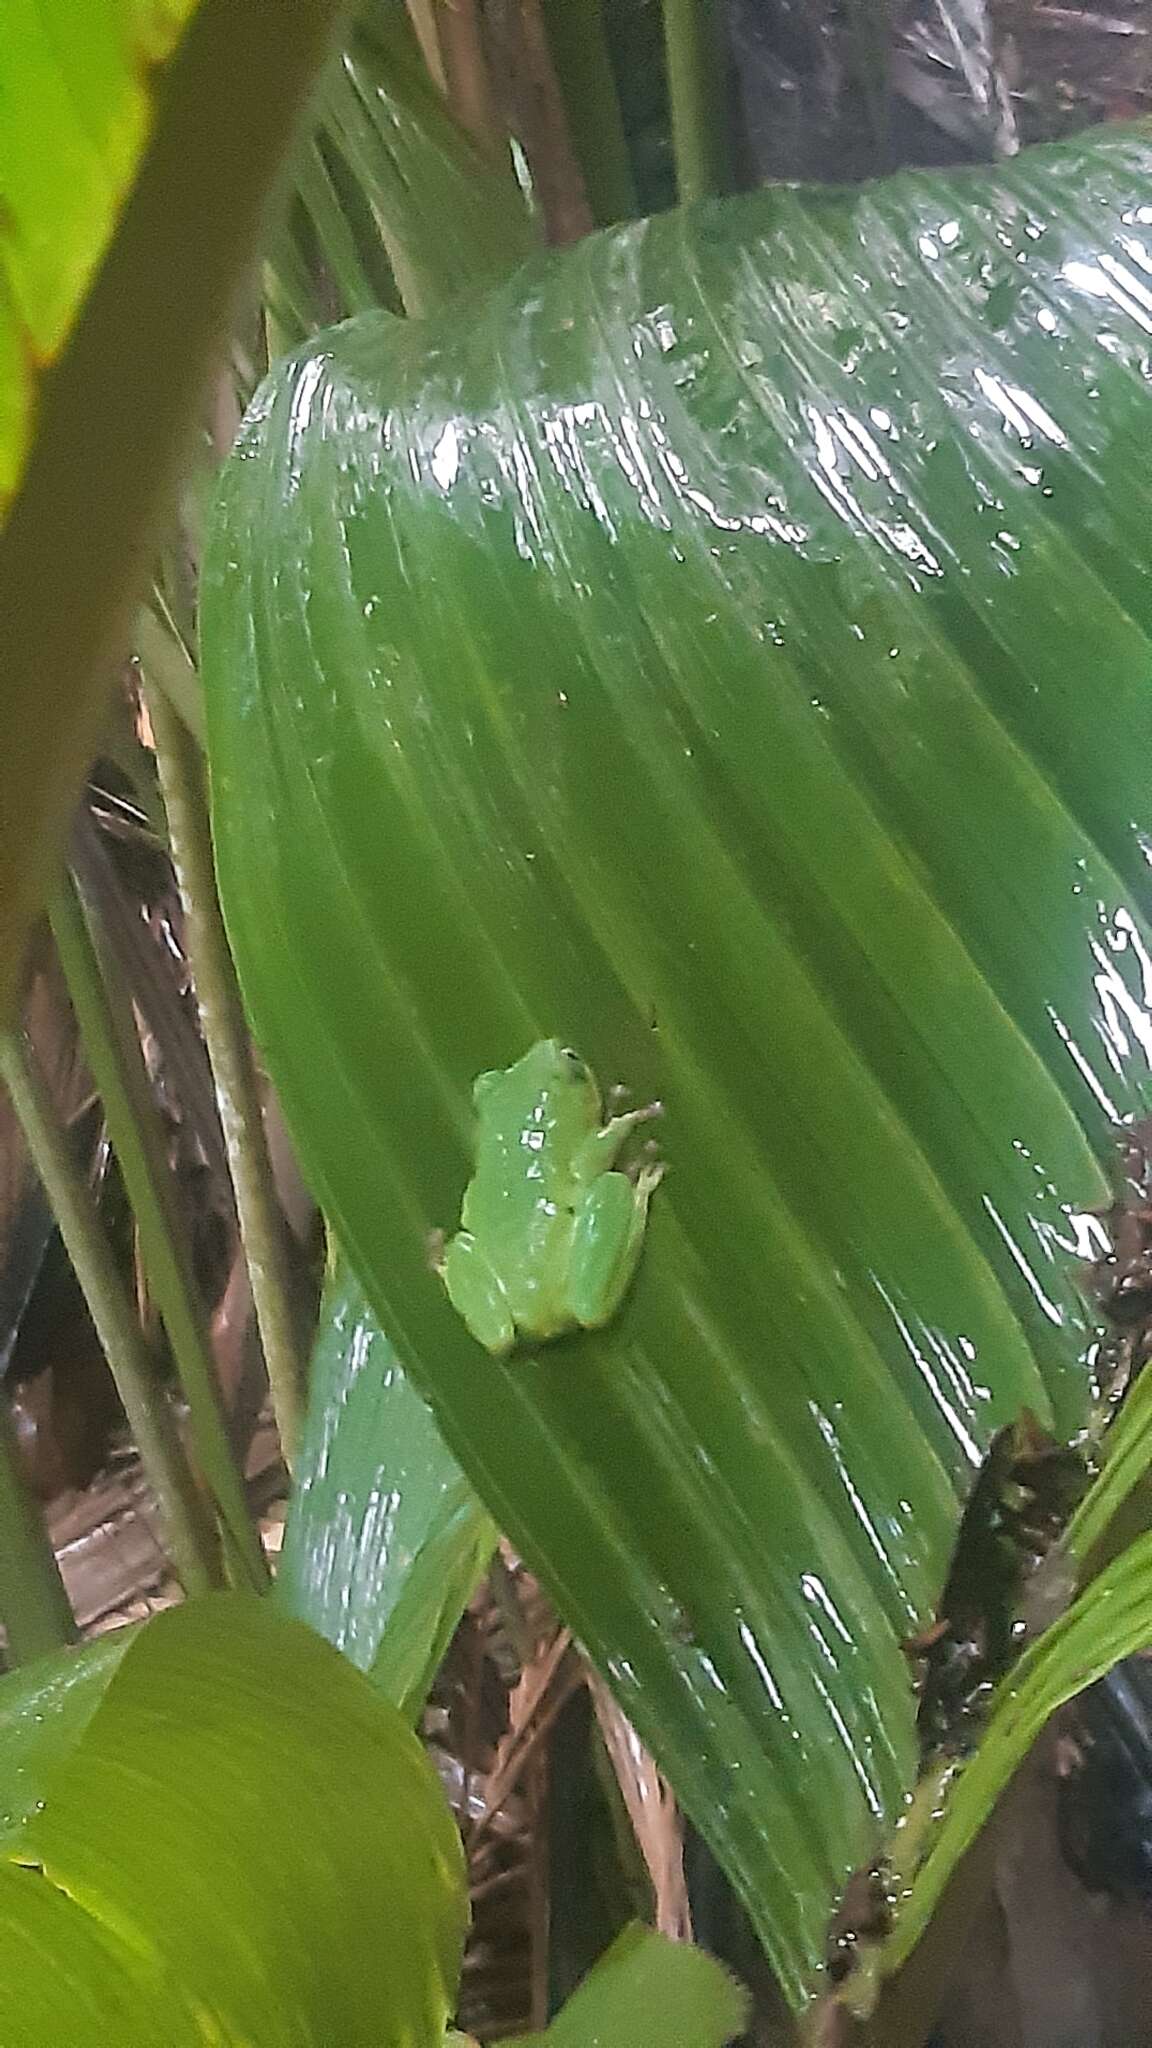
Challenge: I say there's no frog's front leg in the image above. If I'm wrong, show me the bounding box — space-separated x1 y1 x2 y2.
566 1160 664 1330
571 1099 662 1185
436 1231 518 1356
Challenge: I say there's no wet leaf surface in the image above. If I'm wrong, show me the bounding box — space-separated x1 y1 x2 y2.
203 130 1152 2003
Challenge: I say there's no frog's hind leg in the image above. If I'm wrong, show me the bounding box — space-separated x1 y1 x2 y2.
567 1164 663 1331
438 1233 517 1356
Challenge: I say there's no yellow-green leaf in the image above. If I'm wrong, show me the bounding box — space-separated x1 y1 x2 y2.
0 0 350 1022
509 1924 749 2048
0 0 195 507
1 1595 466 2043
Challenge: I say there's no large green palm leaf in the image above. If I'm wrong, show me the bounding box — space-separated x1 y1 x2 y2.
202 131 1152 2004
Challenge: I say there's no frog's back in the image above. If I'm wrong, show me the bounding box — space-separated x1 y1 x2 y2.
458 1107 570 1330
459 1113 556 1246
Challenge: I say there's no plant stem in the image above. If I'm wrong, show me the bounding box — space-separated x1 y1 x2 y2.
489 0 594 247
404 0 447 93
293 140 391 319
51 865 266 1591
0 1383 77 1666
136 605 205 746
660 0 732 206
144 684 308 1468
433 0 505 158
0 1022 223 1600
540 0 637 226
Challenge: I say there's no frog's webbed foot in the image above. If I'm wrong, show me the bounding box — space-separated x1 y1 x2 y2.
426 1227 448 1273
626 1139 666 1193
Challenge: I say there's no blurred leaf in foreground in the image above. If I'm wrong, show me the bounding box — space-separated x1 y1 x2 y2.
0 0 349 1021
0 1594 465 2043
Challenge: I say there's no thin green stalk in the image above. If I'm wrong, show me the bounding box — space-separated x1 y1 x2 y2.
842 0 892 168
660 0 732 206
294 139 393 319
1065 1379 1152 1570
144 684 308 1468
50 868 267 1591
430 0 505 160
0 1024 222 1600
328 15 536 319
540 0 637 226
0 1380 77 1666
136 606 205 746
404 0 446 92
499 0 595 247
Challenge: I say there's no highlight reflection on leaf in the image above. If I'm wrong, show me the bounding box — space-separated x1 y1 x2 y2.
277 1255 495 1720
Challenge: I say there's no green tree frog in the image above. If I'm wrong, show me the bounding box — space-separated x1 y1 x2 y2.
432 1039 664 1356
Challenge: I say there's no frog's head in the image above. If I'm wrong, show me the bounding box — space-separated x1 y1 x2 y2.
547 1040 588 1080
526 1040 591 1090
473 1039 596 1116
529 1042 603 1131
